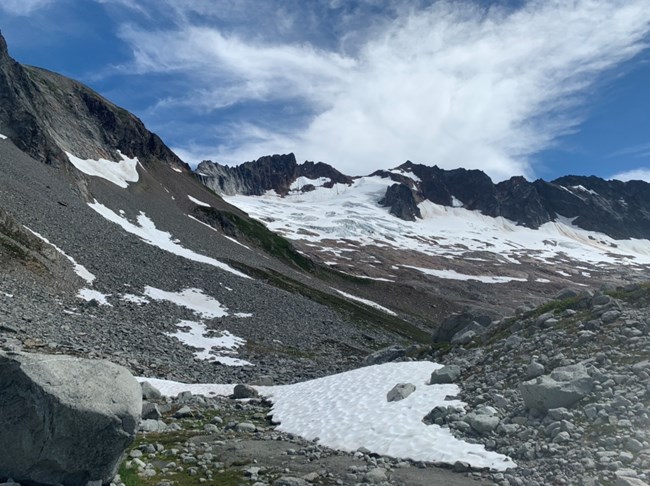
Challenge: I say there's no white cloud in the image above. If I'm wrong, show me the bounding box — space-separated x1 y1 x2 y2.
0 0 54 15
610 168 650 182
114 1 650 180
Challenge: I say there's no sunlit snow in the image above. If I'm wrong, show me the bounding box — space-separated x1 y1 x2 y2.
144 286 229 319
166 319 251 366
25 227 96 284
67 151 139 188
88 200 251 279
121 293 150 305
224 176 650 268
77 288 112 306
333 289 397 315
0 133 7 139
138 362 515 471
400 265 527 284
188 195 211 207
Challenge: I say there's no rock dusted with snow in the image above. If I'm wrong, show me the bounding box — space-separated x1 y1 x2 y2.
520 364 594 413
233 383 259 399
0 351 141 486
386 383 416 402
429 364 461 384
379 183 422 221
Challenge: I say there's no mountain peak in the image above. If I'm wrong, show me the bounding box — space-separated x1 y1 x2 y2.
0 31 9 61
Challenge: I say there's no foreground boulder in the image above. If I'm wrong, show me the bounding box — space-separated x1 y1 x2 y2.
429 365 461 384
0 351 142 486
519 364 593 413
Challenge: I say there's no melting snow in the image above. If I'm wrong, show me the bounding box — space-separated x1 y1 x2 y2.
400 265 527 284
121 293 150 305
25 227 95 284
165 320 251 366
144 286 229 319
224 176 650 268
77 288 112 306
67 151 139 189
188 195 211 207
333 289 397 316
138 362 515 471
88 200 251 279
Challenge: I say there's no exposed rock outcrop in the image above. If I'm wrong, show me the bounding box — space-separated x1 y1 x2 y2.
0 351 141 486
379 183 421 221
0 30 184 169
197 154 353 196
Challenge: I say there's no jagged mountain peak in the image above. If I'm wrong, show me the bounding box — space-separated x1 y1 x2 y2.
0 32 184 169
197 154 353 196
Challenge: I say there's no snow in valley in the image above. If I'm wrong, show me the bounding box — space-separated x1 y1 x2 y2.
139 361 516 471
224 176 650 275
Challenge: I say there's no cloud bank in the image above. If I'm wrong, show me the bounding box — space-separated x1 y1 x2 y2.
111 1 650 179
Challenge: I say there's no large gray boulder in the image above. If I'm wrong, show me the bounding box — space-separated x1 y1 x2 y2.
433 310 493 343
519 364 593 413
429 365 461 384
386 383 416 402
0 351 142 486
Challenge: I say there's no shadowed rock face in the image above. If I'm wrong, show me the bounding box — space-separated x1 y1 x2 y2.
197 154 354 196
0 31 184 169
379 183 422 221
371 162 650 240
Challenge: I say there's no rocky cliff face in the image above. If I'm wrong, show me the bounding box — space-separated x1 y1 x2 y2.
372 162 650 240
197 154 354 196
0 31 184 168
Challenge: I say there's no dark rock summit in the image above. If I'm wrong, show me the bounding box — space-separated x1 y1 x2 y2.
0 30 184 169
372 162 650 240
197 154 353 196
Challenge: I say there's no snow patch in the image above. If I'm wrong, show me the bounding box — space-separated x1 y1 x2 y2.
290 176 331 191
25 227 96 284
172 167 183 173
333 289 397 316
166 320 251 366
144 286 229 319
88 200 251 279
139 362 515 470
121 293 150 305
401 265 527 284
451 195 464 208
0 133 7 139
67 151 139 189
77 288 112 306
188 195 211 207
388 168 421 182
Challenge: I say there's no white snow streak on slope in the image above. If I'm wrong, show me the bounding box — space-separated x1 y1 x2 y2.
224 177 650 267
188 195 211 207
166 320 251 366
24 227 96 284
88 200 251 279
77 288 112 306
333 289 397 316
144 286 229 318
187 215 252 251
67 151 139 188
137 362 515 471
0 133 7 139
400 265 527 284
389 169 421 182
290 176 331 191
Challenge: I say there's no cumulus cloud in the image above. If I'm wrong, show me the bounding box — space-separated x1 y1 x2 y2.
611 168 650 182
110 0 650 180
0 0 54 15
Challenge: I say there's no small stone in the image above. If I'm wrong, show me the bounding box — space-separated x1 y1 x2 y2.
173 406 192 418
386 383 416 402
364 468 388 484
235 422 256 433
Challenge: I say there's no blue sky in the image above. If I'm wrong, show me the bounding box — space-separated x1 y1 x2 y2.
1 0 649 182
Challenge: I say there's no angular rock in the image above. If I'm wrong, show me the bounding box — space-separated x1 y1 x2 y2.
526 361 545 380
430 365 461 384
141 402 162 420
140 381 162 400
233 384 259 399
466 414 500 434
520 364 593 412
0 351 141 486
362 345 406 366
386 383 416 402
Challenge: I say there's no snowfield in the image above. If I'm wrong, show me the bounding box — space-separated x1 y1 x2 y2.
223 176 650 269
67 151 139 188
138 361 516 471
